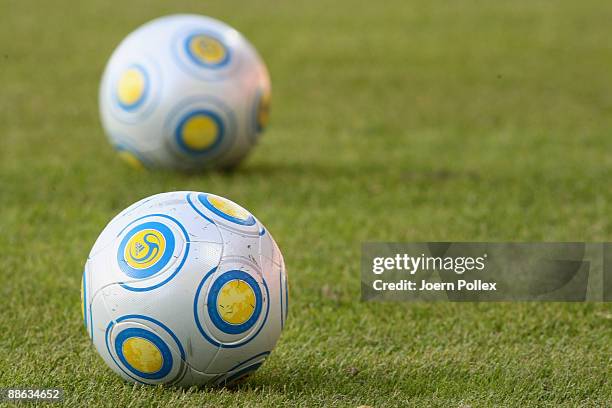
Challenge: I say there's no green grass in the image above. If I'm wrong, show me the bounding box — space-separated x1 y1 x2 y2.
1 0 611 406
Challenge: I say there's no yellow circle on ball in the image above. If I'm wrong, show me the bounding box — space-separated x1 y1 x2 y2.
117 67 146 107
258 90 271 130
189 35 227 65
122 337 163 374
217 279 256 325
181 115 219 151
124 229 166 269
208 196 251 220
117 150 145 170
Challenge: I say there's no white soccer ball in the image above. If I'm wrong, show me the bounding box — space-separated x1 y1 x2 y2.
81 191 288 386
99 15 271 170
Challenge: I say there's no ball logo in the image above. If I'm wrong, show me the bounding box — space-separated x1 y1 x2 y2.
217 280 256 325
116 65 148 110
118 222 176 279
186 34 229 67
124 229 165 269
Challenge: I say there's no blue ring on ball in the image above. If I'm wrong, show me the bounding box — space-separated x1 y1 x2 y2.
174 110 225 155
186 193 215 224
284 273 289 321
113 143 151 169
198 193 256 226
114 327 173 380
193 268 270 348
82 269 88 330
207 270 263 335
115 64 150 111
117 221 176 279
279 267 284 329
228 351 270 371
105 315 186 385
225 362 263 384
184 32 231 69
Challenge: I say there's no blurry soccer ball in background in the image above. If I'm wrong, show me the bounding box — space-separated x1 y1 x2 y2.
99 15 271 170
81 191 288 386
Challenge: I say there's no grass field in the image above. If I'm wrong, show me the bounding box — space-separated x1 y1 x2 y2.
1 0 611 406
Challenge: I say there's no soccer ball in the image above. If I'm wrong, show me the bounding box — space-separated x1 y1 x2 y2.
99 15 271 170
81 191 288 386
